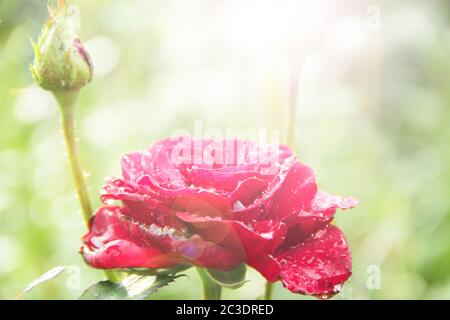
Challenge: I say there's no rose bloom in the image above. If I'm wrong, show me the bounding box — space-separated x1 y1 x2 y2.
81 137 358 297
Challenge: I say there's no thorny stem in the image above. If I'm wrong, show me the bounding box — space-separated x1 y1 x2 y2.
54 90 116 282
196 268 222 300
55 90 92 225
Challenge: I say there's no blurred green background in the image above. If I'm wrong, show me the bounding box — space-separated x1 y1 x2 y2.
0 0 449 299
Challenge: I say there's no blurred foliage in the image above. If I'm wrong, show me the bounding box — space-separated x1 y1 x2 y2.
0 0 449 299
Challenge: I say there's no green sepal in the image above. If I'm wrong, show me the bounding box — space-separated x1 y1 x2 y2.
205 264 248 289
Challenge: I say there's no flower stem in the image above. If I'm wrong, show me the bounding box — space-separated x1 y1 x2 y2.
196 268 222 300
55 90 92 226
54 90 116 282
264 282 274 300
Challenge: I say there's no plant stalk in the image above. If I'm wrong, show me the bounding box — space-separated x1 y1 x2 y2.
54 90 116 282
196 268 222 300
55 90 92 226
264 282 274 300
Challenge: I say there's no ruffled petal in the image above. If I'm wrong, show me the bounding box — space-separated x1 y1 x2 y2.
249 254 281 282
185 167 269 192
281 191 359 248
82 239 179 269
101 176 233 224
81 206 180 269
101 178 162 224
176 235 243 270
230 156 297 223
177 213 286 253
176 212 287 278
269 161 317 221
119 214 243 270
106 138 302 225
275 225 352 297
121 139 187 188
310 191 359 214
81 206 243 271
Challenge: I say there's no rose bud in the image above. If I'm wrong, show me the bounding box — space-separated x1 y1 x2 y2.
30 0 93 92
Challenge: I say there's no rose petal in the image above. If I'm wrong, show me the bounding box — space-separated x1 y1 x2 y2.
185 167 268 192
81 206 180 269
281 191 359 248
121 138 187 188
311 191 359 214
102 176 233 223
101 178 162 224
120 214 243 270
276 225 352 297
176 212 287 269
81 239 180 269
269 161 317 221
176 235 243 270
230 156 297 222
82 206 242 270
109 138 301 224
249 254 281 282
169 188 232 217
230 177 269 209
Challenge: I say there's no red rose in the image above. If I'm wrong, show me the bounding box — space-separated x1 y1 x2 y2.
81 137 358 296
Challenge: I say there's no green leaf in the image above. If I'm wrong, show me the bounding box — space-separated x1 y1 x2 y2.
18 266 67 298
79 274 184 300
79 281 128 300
206 264 248 289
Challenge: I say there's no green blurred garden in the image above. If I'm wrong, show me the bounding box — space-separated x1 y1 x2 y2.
0 0 450 299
